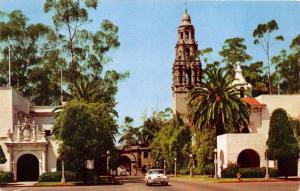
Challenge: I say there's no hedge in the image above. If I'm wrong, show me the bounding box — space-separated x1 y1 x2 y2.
0 171 13 182
222 165 278 178
38 170 98 182
38 171 80 182
239 167 277 178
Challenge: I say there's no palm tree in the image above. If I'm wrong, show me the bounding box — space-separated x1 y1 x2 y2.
189 67 250 136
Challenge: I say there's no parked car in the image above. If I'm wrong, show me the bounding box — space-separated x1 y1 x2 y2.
144 169 169 186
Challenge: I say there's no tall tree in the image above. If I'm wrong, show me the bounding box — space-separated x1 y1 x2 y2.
0 10 62 105
242 61 269 96
253 20 284 94
118 117 140 146
151 114 191 172
189 67 250 136
219 37 252 76
266 108 299 179
53 100 118 180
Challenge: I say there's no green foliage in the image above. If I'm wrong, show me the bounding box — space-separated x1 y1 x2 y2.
239 167 277 178
189 67 250 136
178 168 190 175
221 162 239 178
118 117 140 145
38 171 80 182
222 165 277 178
151 114 191 172
271 35 300 94
193 130 215 175
0 10 61 105
219 37 252 76
53 100 118 180
0 146 6 164
267 108 299 161
242 61 269 96
0 171 13 183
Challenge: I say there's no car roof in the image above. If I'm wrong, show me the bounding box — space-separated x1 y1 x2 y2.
148 169 163 171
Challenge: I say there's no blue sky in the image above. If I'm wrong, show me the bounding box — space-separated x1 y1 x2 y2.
1 0 300 126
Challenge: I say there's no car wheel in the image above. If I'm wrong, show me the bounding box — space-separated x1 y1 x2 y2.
165 182 168 186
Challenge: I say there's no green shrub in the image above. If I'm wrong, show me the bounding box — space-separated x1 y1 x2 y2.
0 171 13 182
239 167 277 178
38 171 79 182
178 168 189 175
221 162 239 178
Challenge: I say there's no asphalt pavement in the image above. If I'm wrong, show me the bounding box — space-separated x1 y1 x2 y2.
0 176 300 191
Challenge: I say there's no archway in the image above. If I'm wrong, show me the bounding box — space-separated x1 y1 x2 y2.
118 155 132 175
17 154 39 181
237 149 260 168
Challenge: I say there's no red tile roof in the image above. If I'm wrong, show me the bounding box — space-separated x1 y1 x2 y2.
241 97 266 107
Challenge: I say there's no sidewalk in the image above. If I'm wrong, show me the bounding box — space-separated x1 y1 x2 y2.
1 182 36 187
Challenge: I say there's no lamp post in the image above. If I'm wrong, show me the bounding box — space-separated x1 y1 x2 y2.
106 150 111 181
214 148 218 179
265 146 270 179
174 157 177 177
61 159 65 183
188 154 194 177
163 160 166 175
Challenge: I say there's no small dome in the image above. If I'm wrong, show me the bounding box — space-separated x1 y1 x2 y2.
181 9 191 25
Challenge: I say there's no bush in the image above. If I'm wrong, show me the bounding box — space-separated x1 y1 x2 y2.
38 171 79 182
178 168 189 175
239 167 277 178
221 162 239 178
0 171 13 182
222 165 278 178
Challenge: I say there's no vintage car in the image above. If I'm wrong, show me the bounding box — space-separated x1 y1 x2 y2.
144 169 169 186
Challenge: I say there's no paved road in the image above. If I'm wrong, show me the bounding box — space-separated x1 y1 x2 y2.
1 176 300 191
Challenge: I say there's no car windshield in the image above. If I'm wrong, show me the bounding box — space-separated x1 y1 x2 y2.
149 170 163 174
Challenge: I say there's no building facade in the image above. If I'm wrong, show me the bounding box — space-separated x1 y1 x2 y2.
0 87 59 181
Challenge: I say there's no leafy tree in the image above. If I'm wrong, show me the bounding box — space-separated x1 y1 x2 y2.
270 34 300 94
193 130 215 175
242 61 269 96
189 67 250 136
44 0 122 82
253 20 284 94
53 100 118 181
0 146 6 164
219 37 252 76
118 117 140 145
266 108 299 179
197 47 220 72
151 114 191 172
0 10 62 105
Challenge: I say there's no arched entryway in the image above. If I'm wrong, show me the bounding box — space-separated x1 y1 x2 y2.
118 155 132 175
237 149 260 168
17 154 39 181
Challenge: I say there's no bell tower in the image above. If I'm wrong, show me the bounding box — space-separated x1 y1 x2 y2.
172 9 202 118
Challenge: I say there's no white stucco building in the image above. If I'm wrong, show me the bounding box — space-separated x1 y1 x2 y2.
217 65 300 177
0 87 59 181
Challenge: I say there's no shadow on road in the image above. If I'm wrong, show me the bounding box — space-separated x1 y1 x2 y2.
116 176 145 184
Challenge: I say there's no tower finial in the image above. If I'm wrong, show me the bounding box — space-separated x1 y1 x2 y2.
184 2 188 13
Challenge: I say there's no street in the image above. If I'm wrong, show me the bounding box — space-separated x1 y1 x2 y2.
1 176 300 191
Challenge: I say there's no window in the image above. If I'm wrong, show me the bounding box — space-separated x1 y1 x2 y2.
144 151 148 159
45 130 51 136
185 32 189 40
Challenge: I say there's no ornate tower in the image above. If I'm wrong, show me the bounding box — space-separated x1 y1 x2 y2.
172 10 202 118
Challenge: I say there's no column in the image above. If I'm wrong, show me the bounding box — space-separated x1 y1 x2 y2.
7 148 12 172
42 150 47 173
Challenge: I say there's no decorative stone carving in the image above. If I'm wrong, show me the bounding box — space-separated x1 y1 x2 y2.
8 117 45 142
